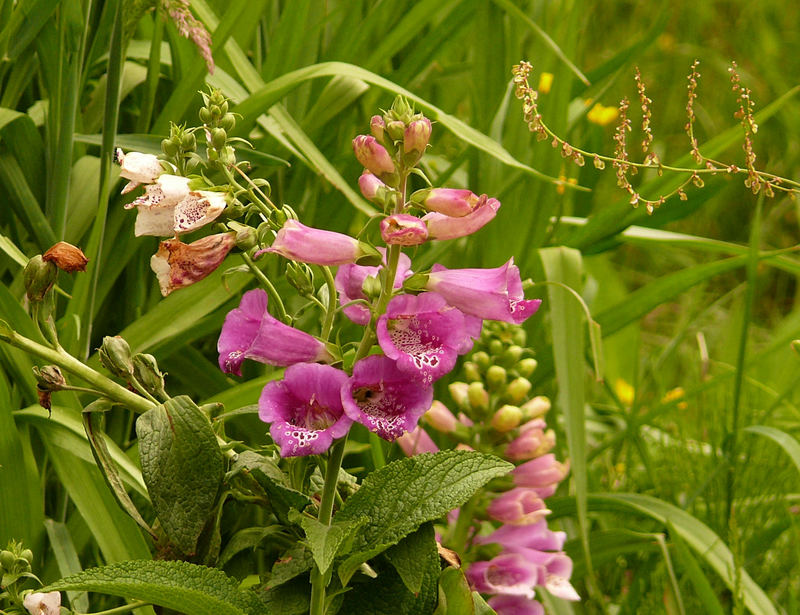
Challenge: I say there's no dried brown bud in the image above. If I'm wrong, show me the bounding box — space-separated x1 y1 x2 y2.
42 242 89 273
33 365 66 391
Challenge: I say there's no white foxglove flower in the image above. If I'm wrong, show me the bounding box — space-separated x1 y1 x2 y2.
23 591 61 615
115 148 164 194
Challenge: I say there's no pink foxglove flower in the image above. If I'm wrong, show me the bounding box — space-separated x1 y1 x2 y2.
217 289 334 375
358 172 392 206
424 400 458 433
423 195 500 240
396 425 439 456
425 259 541 324
23 591 61 615
475 520 566 553
370 115 386 141
487 595 544 615
377 292 475 384
115 148 163 194
352 135 396 179
505 420 555 461
415 188 483 217
404 118 432 155
511 454 570 499
486 488 550 525
380 214 428 246
466 554 540 600
150 233 234 296
335 250 412 325
267 220 372 266
341 355 433 441
259 363 352 457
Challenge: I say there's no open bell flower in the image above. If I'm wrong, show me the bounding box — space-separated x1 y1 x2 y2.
341 355 433 441
414 188 483 217
259 363 352 457
487 595 544 615
115 148 163 194
380 214 428 246
422 194 500 240
267 219 375 266
23 591 61 615
335 249 412 325
486 488 551 525
377 292 476 384
475 520 566 553
150 233 235 296
511 454 570 498
218 289 334 375
425 258 541 324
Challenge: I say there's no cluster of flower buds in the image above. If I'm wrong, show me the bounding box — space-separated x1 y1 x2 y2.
0 542 60 615
98 336 167 400
396 322 578 613
199 88 237 168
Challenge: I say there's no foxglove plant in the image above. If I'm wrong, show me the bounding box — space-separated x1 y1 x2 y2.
0 92 555 615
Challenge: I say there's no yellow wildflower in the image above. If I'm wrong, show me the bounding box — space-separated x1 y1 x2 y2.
537 72 554 94
662 387 688 410
614 378 635 406
587 103 619 126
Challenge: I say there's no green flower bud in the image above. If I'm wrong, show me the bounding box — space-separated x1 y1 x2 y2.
521 395 551 420
506 377 532 403
517 357 538 378
472 351 490 371
511 327 527 346
210 104 222 119
230 223 258 250
181 131 197 151
99 336 134 379
24 255 57 302
467 381 488 412
220 113 236 132
219 145 236 166
361 274 382 300
486 365 507 392
386 120 405 141
199 107 212 124
448 382 470 411
491 404 522 432
211 127 227 150
286 262 315 297
132 353 167 400
161 138 179 157
0 549 15 571
499 345 524 367
14 556 30 571
488 339 504 356
462 361 481 383
20 549 33 564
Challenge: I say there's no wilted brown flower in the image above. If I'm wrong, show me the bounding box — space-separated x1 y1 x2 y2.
42 242 89 272
150 233 235 296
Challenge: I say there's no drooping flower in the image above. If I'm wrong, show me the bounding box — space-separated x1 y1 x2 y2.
486 488 550 525
377 292 475 384
341 355 433 441
334 250 412 325
425 259 541 324
23 591 61 615
115 148 164 194
128 174 190 209
413 188 483 217
352 135 396 180
358 172 393 206
42 241 88 272
259 363 352 457
267 220 375 266
396 425 439 456
422 194 500 240
465 554 540 600
380 214 428 246
511 454 570 499
150 233 235 296
218 289 334 375
487 594 544 615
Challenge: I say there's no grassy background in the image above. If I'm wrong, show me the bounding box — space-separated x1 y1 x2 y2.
1 0 799 613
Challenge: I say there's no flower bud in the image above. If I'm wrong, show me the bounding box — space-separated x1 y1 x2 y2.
467 381 488 411
462 361 481 383
486 365 507 391
516 357 538 378
20 549 33 564
220 113 236 132
286 262 315 297
491 404 522 432
506 420 555 460
42 242 88 273
229 223 257 250
353 135 397 182
403 117 432 157
506 377 532 403
520 395 551 420
132 353 167 399
99 336 135 379
448 381 470 411
0 549 15 570
162 137 180 157
361 274 382 300
386 120 406 141
489 339 504 356
370 115 386 141
380 214 428 246
358 172 393 207
211 127 227 149
24 255 57 303
499 345 524 367
472 351 491 371
199 107 212 124
423 400 458 433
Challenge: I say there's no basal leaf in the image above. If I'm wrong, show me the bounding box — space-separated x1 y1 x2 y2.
46 560 266 615
136 396 224 555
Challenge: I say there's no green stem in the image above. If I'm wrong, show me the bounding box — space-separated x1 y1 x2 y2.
76 601 150 615
0 328 154 414
320 266 337 342
136 10 163 133
309 437 347 615
240 251 288 322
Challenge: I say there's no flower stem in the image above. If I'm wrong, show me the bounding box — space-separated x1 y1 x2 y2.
75 601 150 615
309 437 348 615
320 266 337 342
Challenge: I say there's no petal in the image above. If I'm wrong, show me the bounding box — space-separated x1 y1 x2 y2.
173 190 227 234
